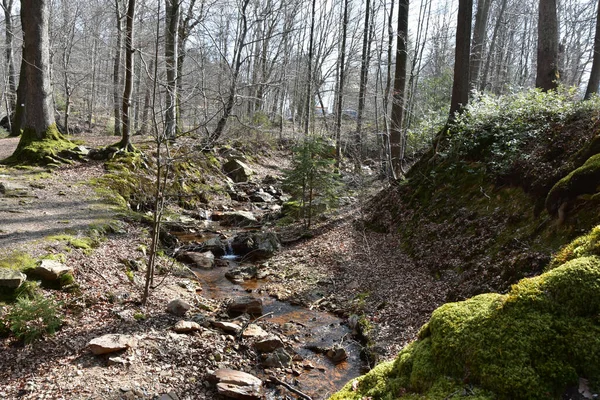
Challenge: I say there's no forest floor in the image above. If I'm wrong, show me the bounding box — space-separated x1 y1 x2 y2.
0 133 448 399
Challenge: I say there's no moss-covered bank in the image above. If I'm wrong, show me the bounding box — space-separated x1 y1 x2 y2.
331 228 600 399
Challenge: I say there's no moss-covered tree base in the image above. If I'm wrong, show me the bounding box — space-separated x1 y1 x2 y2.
1 125 76 166
331 228 600 400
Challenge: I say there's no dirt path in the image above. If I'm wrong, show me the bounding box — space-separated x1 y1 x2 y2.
0 136 116 256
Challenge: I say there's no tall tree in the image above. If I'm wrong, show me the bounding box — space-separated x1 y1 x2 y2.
355 0 373 160
164 0 179 140
2 0 16 116
335 0 349 170
113 0 124 137
449 0 474 118
469 0 492 91
6 0 69 164
536 0 560 91
390 0 409 178
585 0 600 99
118 0 136 149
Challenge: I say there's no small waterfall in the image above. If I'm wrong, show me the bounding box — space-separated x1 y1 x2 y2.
222 237 239 260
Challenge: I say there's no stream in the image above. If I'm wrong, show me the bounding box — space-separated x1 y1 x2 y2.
172 224 365 399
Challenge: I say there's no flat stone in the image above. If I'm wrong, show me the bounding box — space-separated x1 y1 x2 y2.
212 321 242 334
242 324 268 338
173 320 202 333
227 297 263 317
167 299 192 317
35 259 72 281
0 269 26 289
254 336 284 353
215 211 258 227
107 356 128 366
178 251 215 269
157 392 180 400
88 334 138 355
0 181 30 197
213 369 262 400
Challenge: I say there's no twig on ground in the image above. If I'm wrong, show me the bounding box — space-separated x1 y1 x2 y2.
268 376 313 400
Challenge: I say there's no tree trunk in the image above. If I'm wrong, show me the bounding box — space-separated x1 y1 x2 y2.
449 0 473 119
119 0 135 149
164 0 179 140
584 1 600 99
19 0 55 139
3 0 16 113
335 0 348 169
390 0 409 178
113 0 123 137
480 0 507 91
470 0 492 91
355 0 372 161
9 58 25 137
304 0 317 136
536 0 560 91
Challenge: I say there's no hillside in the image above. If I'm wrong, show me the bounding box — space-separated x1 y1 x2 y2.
331 90 600 399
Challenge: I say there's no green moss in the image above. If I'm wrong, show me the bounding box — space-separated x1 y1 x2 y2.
0 251 38 273
1 124 76 166
331 250 600 399
546 153 600 215
47 234 95 252
549 225 600 269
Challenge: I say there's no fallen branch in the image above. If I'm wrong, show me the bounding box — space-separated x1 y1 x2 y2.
268 376 313 400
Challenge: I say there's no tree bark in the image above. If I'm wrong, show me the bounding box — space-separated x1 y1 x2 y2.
164 0 179 140
355 0 372 160
536 0 560 91
390 0 409 178
584 1 600 99
119 0 135 149
113 0 123 137
2 0 16 113
19 0 55 139
469 0 492 92
449 0 473 119
335 0 348 169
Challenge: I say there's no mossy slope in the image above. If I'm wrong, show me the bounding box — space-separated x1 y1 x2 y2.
368 90 600 298
331 231 600 399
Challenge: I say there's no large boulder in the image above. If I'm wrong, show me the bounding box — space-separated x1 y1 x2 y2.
213 211 258 227
0 269 26 289
88 334 138 355
231 232 280 259
254 336 284 353
223 159 254 183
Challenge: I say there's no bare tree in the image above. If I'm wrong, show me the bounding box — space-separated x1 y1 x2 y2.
390 0 409 177
449 0 474 118
585 0 600 99
113 0 124 136
470 0 492 91
335 0 349 169
355 0 373 160
118 0 135 149
536 0 560 91
164 0 179 140
2 0 16 116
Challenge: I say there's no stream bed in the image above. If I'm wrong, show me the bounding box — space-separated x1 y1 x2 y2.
175 228 365 399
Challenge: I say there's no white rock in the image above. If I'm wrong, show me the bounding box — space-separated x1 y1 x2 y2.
88 334 138 355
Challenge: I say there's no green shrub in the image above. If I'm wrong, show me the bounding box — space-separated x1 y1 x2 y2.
6 295 63 344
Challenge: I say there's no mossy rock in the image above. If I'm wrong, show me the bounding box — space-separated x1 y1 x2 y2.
545 153 600 216
331 253 600 399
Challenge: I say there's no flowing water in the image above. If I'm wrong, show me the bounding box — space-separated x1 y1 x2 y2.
181 232 365 399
